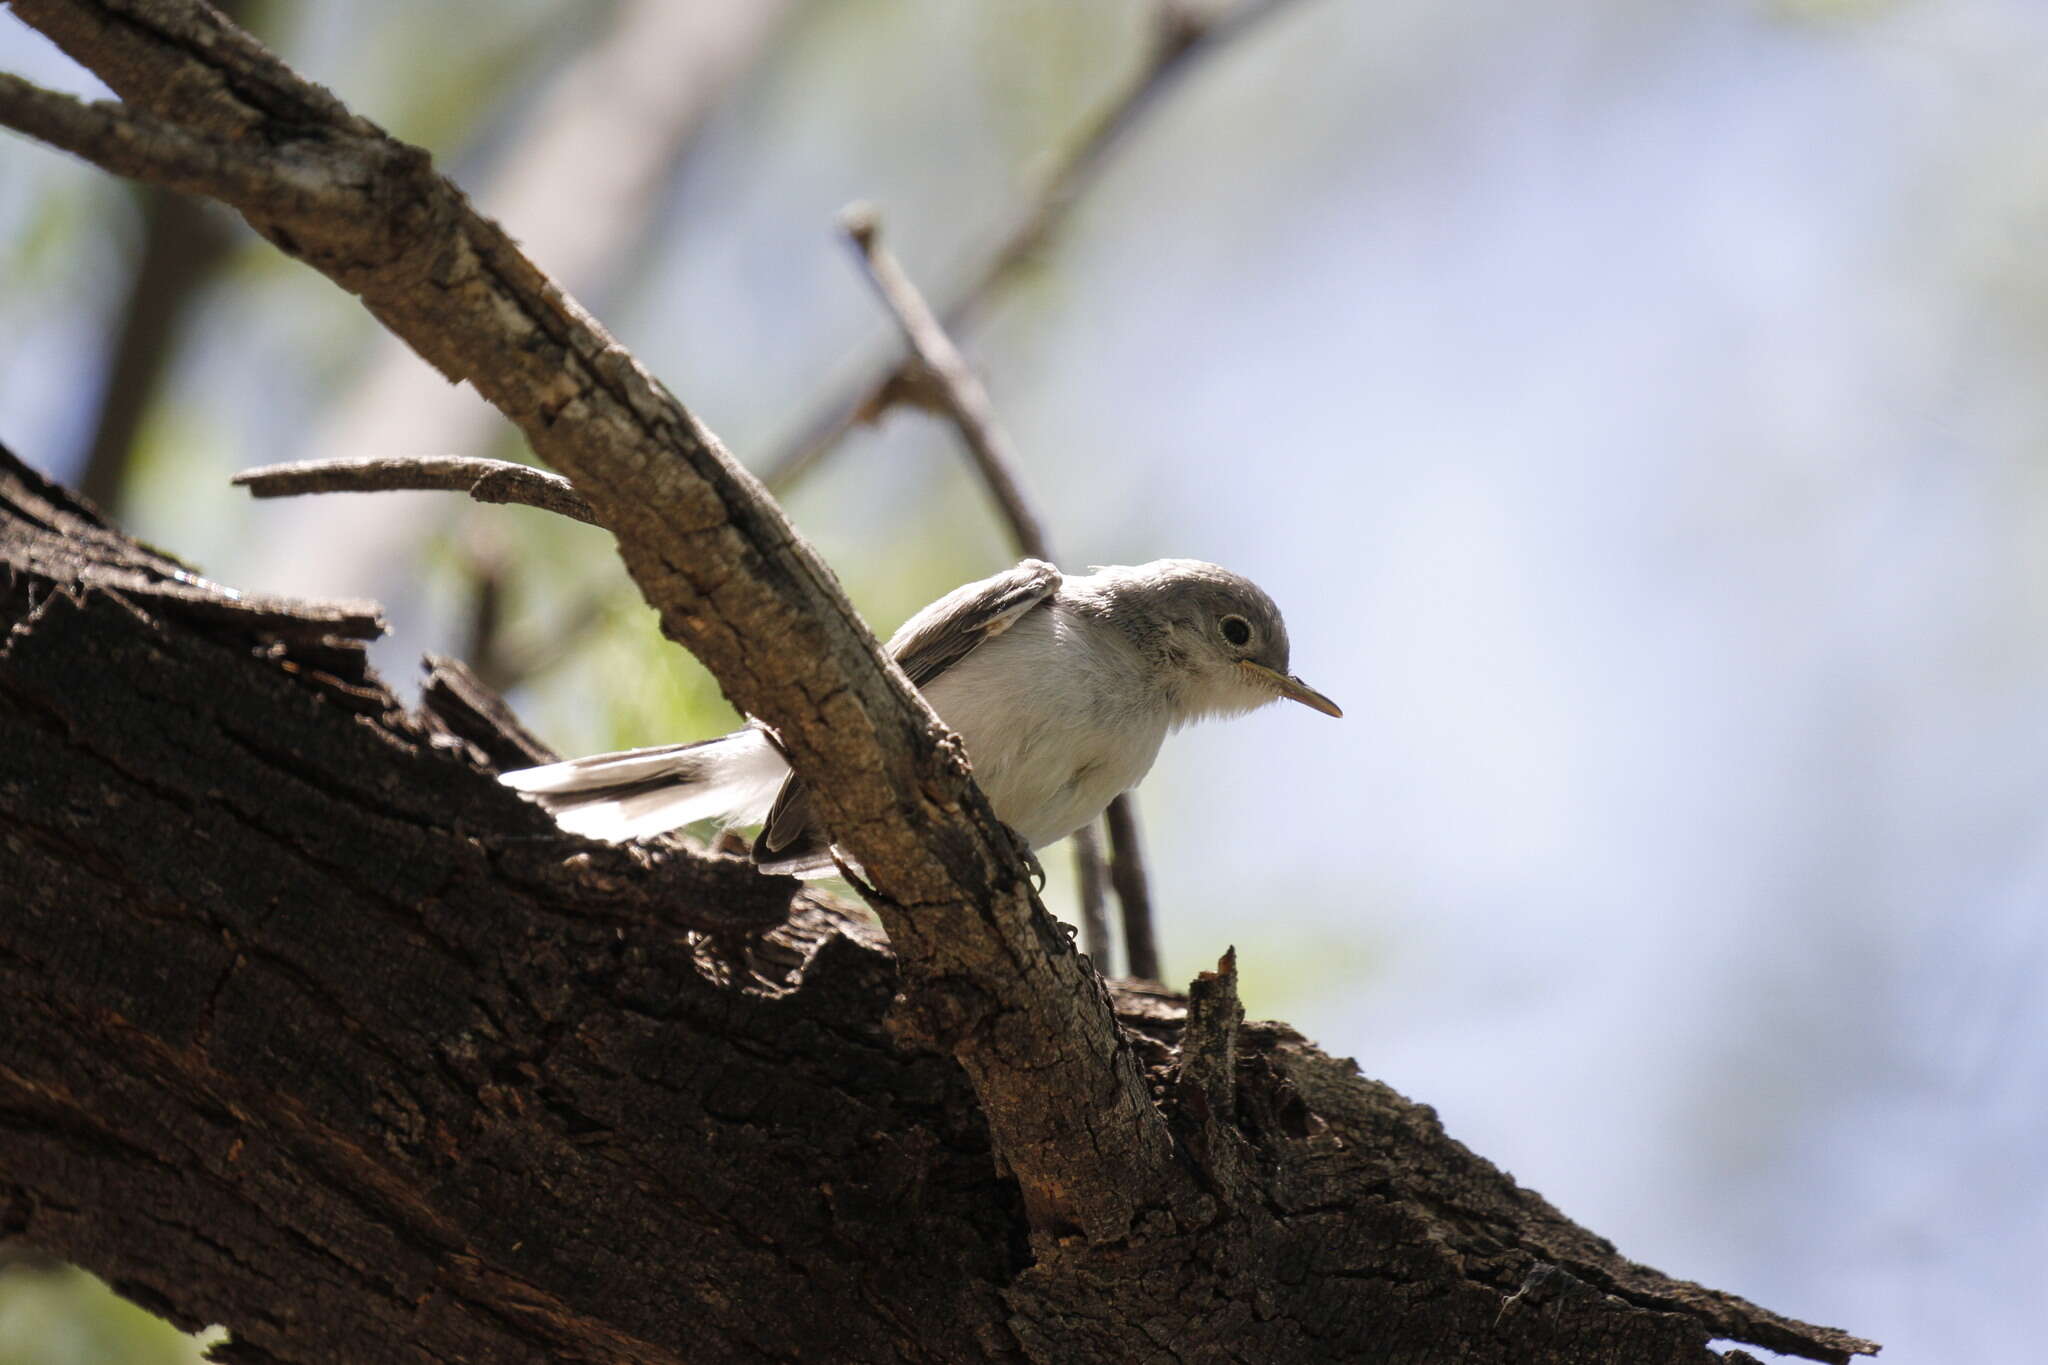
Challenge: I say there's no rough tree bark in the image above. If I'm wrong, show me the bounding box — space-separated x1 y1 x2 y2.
0 3 1877 1361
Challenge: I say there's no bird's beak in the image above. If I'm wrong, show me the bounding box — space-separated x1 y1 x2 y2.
1242 661 1343 718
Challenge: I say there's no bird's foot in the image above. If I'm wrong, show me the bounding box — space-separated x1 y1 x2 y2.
997 823 1046 892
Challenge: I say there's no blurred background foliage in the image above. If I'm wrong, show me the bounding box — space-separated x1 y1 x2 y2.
0 1257 220 1365
5 0 2047 1361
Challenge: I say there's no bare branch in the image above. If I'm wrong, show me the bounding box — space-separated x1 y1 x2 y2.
0 72 379 219
233 456 600 527
759 0 1308 492
1107 794 1160 980
841 207 1168 977
837 205 1053 560
1070 823 1114 969
761 0 1314 974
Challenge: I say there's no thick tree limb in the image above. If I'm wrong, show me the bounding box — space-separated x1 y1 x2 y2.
1 444 1876 1361
0 72 367 212
4 0 1174 1243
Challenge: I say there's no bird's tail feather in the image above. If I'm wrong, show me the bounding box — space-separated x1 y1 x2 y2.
500 730 787 844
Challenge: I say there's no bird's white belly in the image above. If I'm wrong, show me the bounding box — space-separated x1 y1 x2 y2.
919 610 1167 849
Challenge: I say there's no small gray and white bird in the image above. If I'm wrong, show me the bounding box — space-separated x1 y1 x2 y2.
500 558 1340 876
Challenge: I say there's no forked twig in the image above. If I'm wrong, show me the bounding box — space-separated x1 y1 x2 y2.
759 0 1307 494
837 205 1051 560
839 208 1155 977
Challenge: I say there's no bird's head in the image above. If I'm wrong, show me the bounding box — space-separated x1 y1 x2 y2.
1094 559 1342 726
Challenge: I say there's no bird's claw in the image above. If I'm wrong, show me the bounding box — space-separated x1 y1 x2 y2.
998 823 1045 892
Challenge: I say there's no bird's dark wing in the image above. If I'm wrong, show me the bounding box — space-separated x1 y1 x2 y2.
753 559 1062 864
886 558 1063 689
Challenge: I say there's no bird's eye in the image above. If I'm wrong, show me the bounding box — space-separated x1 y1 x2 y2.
1219 615 1253 648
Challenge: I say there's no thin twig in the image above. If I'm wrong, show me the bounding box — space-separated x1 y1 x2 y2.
1105 795 1159 981
1070 824 1114 971
759 0 1305 493
839 207 1150 975
232 456 600 526
838 206 1052 559
235 455 618 693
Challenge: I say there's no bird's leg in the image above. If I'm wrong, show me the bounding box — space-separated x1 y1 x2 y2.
996 823 1046 892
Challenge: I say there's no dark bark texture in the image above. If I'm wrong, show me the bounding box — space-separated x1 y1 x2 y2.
0 446 1874 1364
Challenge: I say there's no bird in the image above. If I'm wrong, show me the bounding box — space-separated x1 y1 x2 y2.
499 558 1341 877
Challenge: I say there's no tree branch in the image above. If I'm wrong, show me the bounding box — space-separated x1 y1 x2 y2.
3 434 1880 1363
233 455 601 526
234 0 788 628
1069 822 1113 967
1105 793 1162 981
837 204 1053 561
0 73 372 217
838 205 1157 975
758 0 1310 492
5 0 1173 1243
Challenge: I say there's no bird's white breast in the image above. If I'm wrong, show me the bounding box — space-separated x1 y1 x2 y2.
918 603 1168 850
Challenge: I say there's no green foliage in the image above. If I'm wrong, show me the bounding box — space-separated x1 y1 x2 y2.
0 1265 222 1365
116 398 245 571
